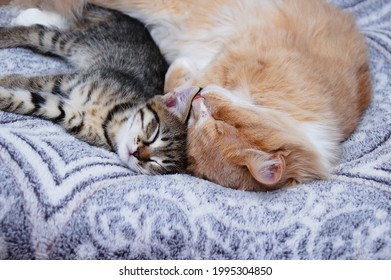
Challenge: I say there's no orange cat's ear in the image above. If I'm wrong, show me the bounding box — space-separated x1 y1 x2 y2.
242 149 285 187
162 86 200 123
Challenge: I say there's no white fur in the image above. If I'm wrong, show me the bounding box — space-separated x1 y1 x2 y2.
116 107 141 173
12 8 70 29
200 85 253 108
0 87 35 112
126 0 277 70
39 93 62 118
300 122 341 171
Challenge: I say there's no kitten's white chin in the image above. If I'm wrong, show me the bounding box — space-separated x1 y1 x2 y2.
116 118 141 173
117 140 140 173
116 132 132 165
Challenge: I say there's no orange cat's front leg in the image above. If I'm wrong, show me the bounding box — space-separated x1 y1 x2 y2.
164 58 198 93
91 0 185 15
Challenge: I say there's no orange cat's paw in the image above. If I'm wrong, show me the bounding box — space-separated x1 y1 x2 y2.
165 58 197 92
200 85 249 110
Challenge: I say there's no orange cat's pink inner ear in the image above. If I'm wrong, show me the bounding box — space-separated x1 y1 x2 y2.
244 150 286 187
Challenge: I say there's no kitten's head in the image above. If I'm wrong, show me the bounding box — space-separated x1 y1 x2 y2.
116 87 200 175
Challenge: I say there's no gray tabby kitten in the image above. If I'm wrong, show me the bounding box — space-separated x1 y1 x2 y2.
0 5 199 175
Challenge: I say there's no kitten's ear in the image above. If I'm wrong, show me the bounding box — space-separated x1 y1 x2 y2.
162 86 200 123
242 149 286 187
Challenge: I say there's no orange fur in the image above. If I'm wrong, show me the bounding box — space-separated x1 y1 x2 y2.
11 0 372 191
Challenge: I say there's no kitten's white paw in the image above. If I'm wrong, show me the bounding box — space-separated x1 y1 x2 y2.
11 8 70 29
0 87 15 108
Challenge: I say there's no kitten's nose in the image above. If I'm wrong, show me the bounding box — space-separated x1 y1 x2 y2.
132 148 141 159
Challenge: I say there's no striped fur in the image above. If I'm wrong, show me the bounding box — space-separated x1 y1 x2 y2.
0 5 194 175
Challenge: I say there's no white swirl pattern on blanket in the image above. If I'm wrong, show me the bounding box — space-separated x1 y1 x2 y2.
0 0 391 259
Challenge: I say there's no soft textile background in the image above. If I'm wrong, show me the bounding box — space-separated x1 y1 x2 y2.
0 0 390 259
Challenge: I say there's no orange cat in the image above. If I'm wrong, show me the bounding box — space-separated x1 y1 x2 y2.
11 0 372 190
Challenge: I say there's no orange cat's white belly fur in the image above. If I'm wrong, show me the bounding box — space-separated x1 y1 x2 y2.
125 0 278 70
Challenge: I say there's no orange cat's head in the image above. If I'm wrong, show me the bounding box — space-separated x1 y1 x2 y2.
183 31 337 191
186 85 329 191
183 20 369 191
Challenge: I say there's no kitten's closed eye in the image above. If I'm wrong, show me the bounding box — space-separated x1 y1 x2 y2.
139 106 159 145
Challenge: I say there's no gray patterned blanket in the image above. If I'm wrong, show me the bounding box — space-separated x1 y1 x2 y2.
0 0 391 260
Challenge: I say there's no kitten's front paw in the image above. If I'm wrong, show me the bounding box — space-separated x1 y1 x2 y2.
0 86 34 113
11 8 70 29
0 86 13 110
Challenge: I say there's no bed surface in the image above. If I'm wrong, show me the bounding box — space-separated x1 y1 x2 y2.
0 0 390 259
